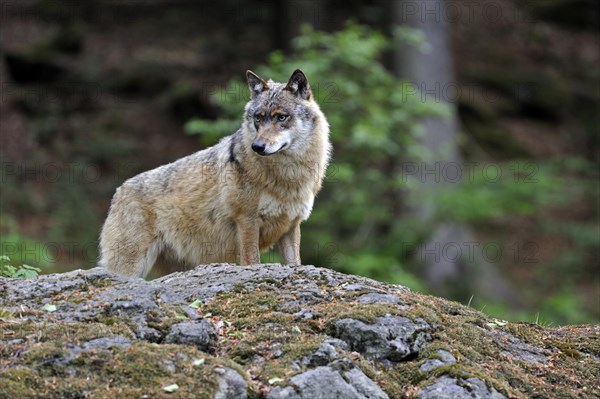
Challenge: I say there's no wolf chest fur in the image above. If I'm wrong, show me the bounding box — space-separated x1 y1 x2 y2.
99 69 331 277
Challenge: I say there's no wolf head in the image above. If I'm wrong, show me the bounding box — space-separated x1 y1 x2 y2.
244 69 321 157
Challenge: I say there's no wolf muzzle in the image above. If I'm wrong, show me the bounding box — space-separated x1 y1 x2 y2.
251 138 267 155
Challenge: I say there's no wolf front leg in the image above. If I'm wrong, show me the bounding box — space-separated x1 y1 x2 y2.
236 218 260 265
278 223 301 265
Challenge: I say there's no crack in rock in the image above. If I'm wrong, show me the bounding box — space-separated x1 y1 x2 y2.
333 315 432 361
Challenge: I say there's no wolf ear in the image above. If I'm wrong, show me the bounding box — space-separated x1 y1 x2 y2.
246 70 268 98
285 69 312 100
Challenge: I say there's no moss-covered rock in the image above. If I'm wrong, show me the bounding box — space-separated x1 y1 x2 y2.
0 265 598 398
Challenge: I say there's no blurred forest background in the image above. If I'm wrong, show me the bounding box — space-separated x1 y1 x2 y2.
0 0 598 325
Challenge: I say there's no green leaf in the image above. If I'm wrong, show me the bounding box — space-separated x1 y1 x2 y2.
291 326 301 334
14 269 38 278
0 265 16 277
227 330 245 339
0 255 10 262
192 358 205 366
189 299 202 309
22 264 41 272
41 304 57 312
162 384 179 393
268 377 284 385
486 319 508 328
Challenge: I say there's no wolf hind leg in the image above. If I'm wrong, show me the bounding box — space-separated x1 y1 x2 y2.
99 199 161 278
101 234 161 278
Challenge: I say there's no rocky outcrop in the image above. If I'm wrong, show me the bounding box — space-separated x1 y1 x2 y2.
0 264 598 398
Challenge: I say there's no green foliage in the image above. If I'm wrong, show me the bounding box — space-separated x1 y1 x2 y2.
474 284 592 326
539 286 590 325
47 163 101 248
432 160 566 224
0 214 55 271
0 255 41 279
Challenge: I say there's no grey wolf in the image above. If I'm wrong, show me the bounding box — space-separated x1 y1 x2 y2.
99 69 331 277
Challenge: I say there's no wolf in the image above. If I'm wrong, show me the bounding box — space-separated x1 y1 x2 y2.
99 69 331 277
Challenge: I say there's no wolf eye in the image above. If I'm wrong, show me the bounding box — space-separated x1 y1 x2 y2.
277 115 288 121
254 115 261 122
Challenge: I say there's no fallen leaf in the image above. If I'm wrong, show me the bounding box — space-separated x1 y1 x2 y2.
163 384 179 393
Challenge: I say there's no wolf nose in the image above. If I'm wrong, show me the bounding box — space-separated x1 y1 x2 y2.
252 140 266 154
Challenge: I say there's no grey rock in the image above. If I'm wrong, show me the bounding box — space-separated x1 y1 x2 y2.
0 267 228 342
164 319 217 352
267 366 362 399
0 266 408 331
82 336 132 351
419 349 456 372
0 267 183 341
281 290 329 310
490 329 548 364
300 338 353 367
418 376 506 399
267 385 298 398
343 367 390 399
155 264 333 302
302 341 340 367
268 365 388 399
98 282 175 341
342 283 384 292
32 335 133 368
419 359 446 372
0 267 120 303
333 315 431 361
213 367 248 399
356 293 402 305
294 308 318 320
324 338 350 351
290 361 302 371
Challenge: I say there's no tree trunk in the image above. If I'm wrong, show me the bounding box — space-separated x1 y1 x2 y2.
392 0 516 303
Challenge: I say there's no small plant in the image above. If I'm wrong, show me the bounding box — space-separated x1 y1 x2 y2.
0 255 41 278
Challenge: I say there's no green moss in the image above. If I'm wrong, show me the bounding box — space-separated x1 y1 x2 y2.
1 319 133 345
0 307 13 319
258 335 324 385
145 304 191 335
0 340 234 399
89 277 117 289
96 314 119 326
21 344 71 377
230 343 258 365
0 368 44 399
204 289 282 319
431 363 471 379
